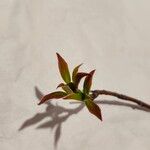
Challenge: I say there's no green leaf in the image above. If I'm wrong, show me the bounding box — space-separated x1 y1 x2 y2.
85 99 102 121
56 83 73 94
56 53 71 83
38 91 67 105
83 70 95 94
74 72 89 88
72 64 83 82
63 92 83 101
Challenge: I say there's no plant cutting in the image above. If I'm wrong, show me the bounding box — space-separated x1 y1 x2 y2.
38 53 150 121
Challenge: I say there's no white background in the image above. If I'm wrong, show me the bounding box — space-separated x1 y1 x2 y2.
0 0 150 150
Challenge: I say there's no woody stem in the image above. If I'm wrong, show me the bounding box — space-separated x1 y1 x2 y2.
91 90 150 109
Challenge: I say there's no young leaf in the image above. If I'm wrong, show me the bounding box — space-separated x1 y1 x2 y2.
38 91 67 105
85 99 102 121
56 53 71 83
57 83 73 94
74 72 89 88
72 64 83 82
56 83 65 89
83 70 95 94
63 92 83 101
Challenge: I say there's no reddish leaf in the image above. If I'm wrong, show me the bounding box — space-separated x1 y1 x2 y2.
83 70 95 94
56 53 71 83
74 72 89 88
38 91 67 105
85 99 102 121
56 83 65 89
72 64 83 82
56 83 73 94
63 92 83 101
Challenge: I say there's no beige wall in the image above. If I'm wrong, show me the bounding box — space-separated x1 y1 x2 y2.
0 0 150 150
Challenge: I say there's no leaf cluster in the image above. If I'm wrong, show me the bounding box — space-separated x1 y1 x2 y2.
38 53 102 121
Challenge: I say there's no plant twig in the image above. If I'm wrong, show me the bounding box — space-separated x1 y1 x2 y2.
91 90 150 109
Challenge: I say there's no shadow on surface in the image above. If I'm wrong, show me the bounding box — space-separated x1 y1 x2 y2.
19 87 150 148
19 87 84 148
97 100 150 112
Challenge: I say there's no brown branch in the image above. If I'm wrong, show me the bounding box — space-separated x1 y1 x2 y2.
91 90 150 109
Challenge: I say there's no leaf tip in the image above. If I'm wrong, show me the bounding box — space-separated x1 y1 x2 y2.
56 53 71 83
56 52 61 60
38 101 43 105
85 99 102 121
56 83 65 89
98 113 103 121
90 69 96 75
56 52 60 56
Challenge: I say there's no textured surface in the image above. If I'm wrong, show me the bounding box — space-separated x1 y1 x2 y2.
0 0 150 150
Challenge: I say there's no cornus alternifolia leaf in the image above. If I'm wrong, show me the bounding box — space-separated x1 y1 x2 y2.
56 53 71 84
57 83 73 94
74 72 89 89
83 70 95 94
72 63 83 82
63 92 83 101
85 99 102 121
56 83 65 89
38 53 150 122
38 91 67 105
56 54 88 92
72 63 89 89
